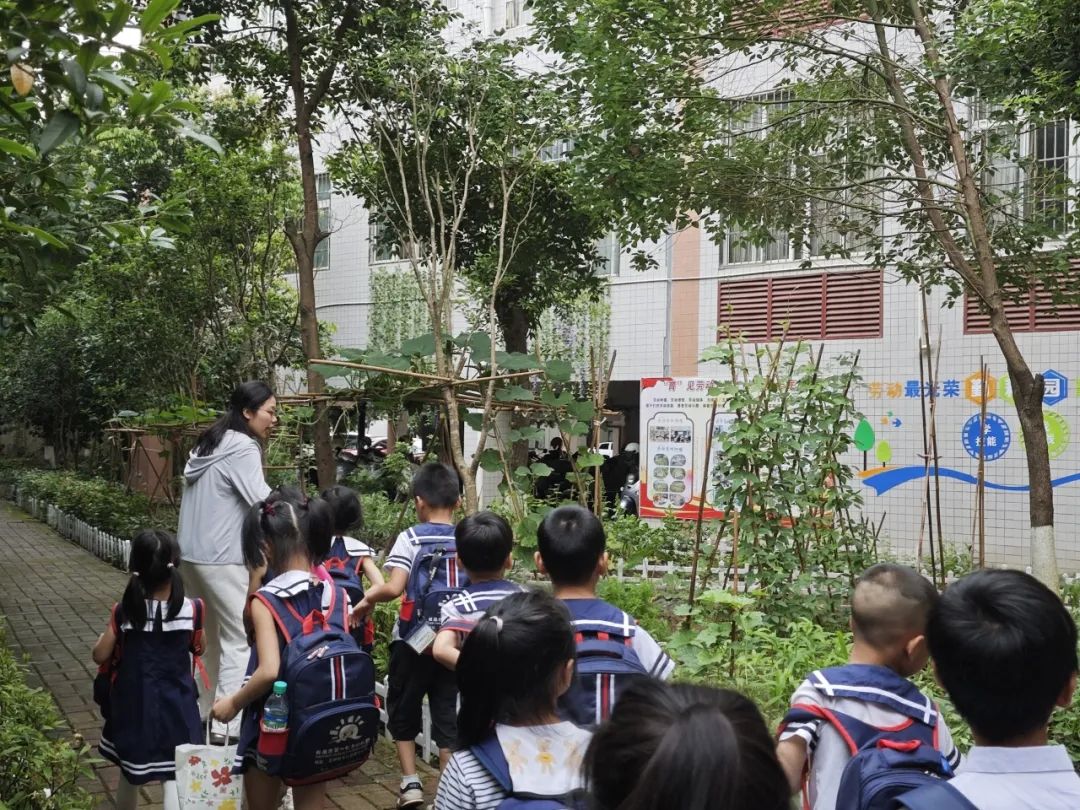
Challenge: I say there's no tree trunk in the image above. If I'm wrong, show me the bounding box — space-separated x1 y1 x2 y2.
988 310 1059 589
499 302 531 474
284 7 335 489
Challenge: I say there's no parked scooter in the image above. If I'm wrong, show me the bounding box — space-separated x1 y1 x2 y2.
335 434 389 482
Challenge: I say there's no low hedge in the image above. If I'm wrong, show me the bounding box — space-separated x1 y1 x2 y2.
4 466 178 538
0 627 95 809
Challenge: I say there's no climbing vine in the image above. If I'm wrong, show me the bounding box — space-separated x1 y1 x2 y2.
368 267 430 353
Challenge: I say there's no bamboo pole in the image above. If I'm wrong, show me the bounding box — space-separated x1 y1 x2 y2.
687 397 720 623
916 326 939 587
977 358 988 568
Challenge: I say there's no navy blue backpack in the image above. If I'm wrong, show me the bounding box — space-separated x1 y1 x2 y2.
398 532 467 640
470 735 586 810
322 536 376 650
253 581 379 785
559 600 649 727
781 665 960 810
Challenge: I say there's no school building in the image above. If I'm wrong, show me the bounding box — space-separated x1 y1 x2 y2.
302 3 1080 572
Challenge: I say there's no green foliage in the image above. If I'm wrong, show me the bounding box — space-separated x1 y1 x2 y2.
0 93 306 458
700 339 878 628
596 578 673 643
0 0 219 332
9 467 176 540
368 268 430 354
331 36 608 356
0 626 95 808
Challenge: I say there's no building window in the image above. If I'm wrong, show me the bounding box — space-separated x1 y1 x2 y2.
1027 120 1070 234
539 138 574 162
314 173 331 271
721 91 798 264
594 232 620 276
505 0 521 28
963 265 1080 334
717 269 883 341
369 215 403 264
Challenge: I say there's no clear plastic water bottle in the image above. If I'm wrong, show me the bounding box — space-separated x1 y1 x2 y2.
262 681 289 731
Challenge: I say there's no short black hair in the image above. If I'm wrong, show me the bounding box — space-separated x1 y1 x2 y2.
456 511 513 574
321 484 362 534
537 504 605 586
585 680 790 810
411 462 461 509
851 563 938 649
928 569 1078 743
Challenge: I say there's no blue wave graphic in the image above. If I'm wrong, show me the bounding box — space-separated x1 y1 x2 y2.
861 466 1080 495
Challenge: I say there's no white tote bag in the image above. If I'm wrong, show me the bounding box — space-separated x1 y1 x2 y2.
174 723 244 810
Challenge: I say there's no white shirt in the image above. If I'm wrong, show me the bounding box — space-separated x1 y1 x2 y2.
779 678 961 810
434 722 591 810
948 745 1080 809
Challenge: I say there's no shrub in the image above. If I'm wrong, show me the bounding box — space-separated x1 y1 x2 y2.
0 628 95 809
6 466 177 538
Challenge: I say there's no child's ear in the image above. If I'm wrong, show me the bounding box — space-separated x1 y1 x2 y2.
534 551 547 575
1057 672 1078 708
556 659 575 697
597 552 610 577
904 633 930 674
503 554 513 572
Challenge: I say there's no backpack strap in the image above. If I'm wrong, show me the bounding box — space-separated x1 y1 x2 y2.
895 782 979 810
189 598 211 690
470 735 513 793
783 704 894 755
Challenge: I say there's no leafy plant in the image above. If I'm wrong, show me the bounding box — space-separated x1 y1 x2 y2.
0 627 95 808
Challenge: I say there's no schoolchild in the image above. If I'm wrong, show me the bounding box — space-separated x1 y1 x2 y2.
433 511 524 670
433 589 592 810
585 679 790 810
775 563 961 810
93 530 204 810
241 486 334 646
320 484 385 652
350 462 467 808
535 504 674 726
898 569 1080 809
212 498 347 810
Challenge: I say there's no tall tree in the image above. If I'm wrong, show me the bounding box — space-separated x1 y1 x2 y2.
328 39 597 508
189 0 433 486
533 0 1079 586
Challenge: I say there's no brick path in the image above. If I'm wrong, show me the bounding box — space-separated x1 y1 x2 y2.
0 501 436 809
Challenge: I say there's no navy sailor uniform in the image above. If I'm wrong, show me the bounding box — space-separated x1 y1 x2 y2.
98 598 204 784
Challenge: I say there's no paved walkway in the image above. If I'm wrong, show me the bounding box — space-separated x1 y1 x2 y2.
0 500 436 809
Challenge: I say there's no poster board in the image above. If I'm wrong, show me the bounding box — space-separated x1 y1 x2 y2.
639 377 731 520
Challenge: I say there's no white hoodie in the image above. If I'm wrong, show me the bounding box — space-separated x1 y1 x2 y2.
177 430 271 565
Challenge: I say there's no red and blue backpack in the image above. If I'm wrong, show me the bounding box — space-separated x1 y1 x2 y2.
252 581 379 785
558 600 649 727
322 535 376 650
779 664 968 810
397 529 467 643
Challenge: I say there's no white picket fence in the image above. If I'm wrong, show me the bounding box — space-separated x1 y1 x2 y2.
13 488 132 568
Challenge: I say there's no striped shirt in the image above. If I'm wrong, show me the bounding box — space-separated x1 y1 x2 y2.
434 722 591 810
440 579 525 635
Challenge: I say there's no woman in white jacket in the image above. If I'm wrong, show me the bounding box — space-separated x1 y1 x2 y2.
177 381 275 739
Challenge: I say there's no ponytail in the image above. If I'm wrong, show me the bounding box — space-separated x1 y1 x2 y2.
243 485 332 569
243 496 304 571
455 590 575 749
123 530 185 630
193 380 274 457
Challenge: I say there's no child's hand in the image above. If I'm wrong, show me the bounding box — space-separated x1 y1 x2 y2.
212 696 239 724
350 597 373 627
